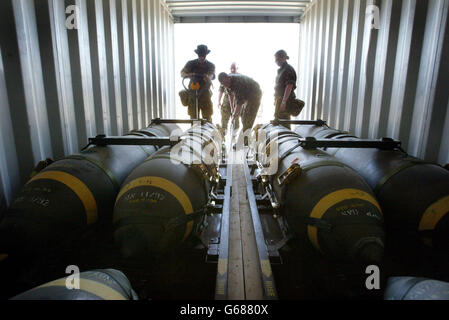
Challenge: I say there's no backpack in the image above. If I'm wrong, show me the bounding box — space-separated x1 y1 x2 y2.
287 99 305 117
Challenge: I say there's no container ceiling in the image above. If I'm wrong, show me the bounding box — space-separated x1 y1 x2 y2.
165 0 312 23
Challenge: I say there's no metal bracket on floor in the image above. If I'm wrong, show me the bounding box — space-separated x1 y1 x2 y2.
243 152 278 300
256 166 281 214
214 158 232 300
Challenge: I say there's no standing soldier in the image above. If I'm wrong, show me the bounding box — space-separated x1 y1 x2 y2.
274 50 299 128
217 62 239 136
218 72 262 145
180 45 215 121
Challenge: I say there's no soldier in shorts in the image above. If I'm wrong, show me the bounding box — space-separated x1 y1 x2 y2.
217 63 239 136
180 45 215 121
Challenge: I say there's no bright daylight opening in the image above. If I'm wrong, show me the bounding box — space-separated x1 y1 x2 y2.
174 23 300 130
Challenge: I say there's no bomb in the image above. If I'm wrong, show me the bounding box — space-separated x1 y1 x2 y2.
0 123 179 257
254 124 385 264
11 269 137 300
113 122 222 257
384 277 449 300
295 124 449 249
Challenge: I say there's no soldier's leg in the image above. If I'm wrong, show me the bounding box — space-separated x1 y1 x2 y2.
187 105 197 119
221 102 231 133
274 98 291 129
199 91 213 122
233 112 240 130
241 97 261 146
242 98 261 133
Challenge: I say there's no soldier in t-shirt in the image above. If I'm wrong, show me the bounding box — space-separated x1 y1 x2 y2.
217 62 239 136
274 50 298 126
218 72 262 136
180 45 216 121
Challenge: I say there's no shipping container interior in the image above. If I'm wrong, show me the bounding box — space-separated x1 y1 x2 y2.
0 0 448 301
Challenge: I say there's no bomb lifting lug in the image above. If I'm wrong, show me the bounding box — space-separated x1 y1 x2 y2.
277 163 302 187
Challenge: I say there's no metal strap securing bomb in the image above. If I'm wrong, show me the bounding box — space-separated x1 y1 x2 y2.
265 137 297 158
274 135 302 150
279 143 302 161
163 207 208 232
300 160 349 172
113 207 207 233
263 133 299 154
277 160 351 187
303 216 381 233
305 217 333 232
65 155 120 190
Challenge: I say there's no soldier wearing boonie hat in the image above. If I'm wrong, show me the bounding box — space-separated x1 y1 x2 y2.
179 45 216 121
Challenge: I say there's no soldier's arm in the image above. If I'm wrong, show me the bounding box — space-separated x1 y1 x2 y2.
232 91 243 117
283 68 297 88
181 70 195 78
208 63 216 81
229 94 235 112
280 84 294 111
280 69 296 111
203 72 215 83
181 62 194 78
233 102 243 120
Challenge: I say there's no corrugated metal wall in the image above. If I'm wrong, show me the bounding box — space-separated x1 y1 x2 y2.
0 0 175 207
298 0 449 165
